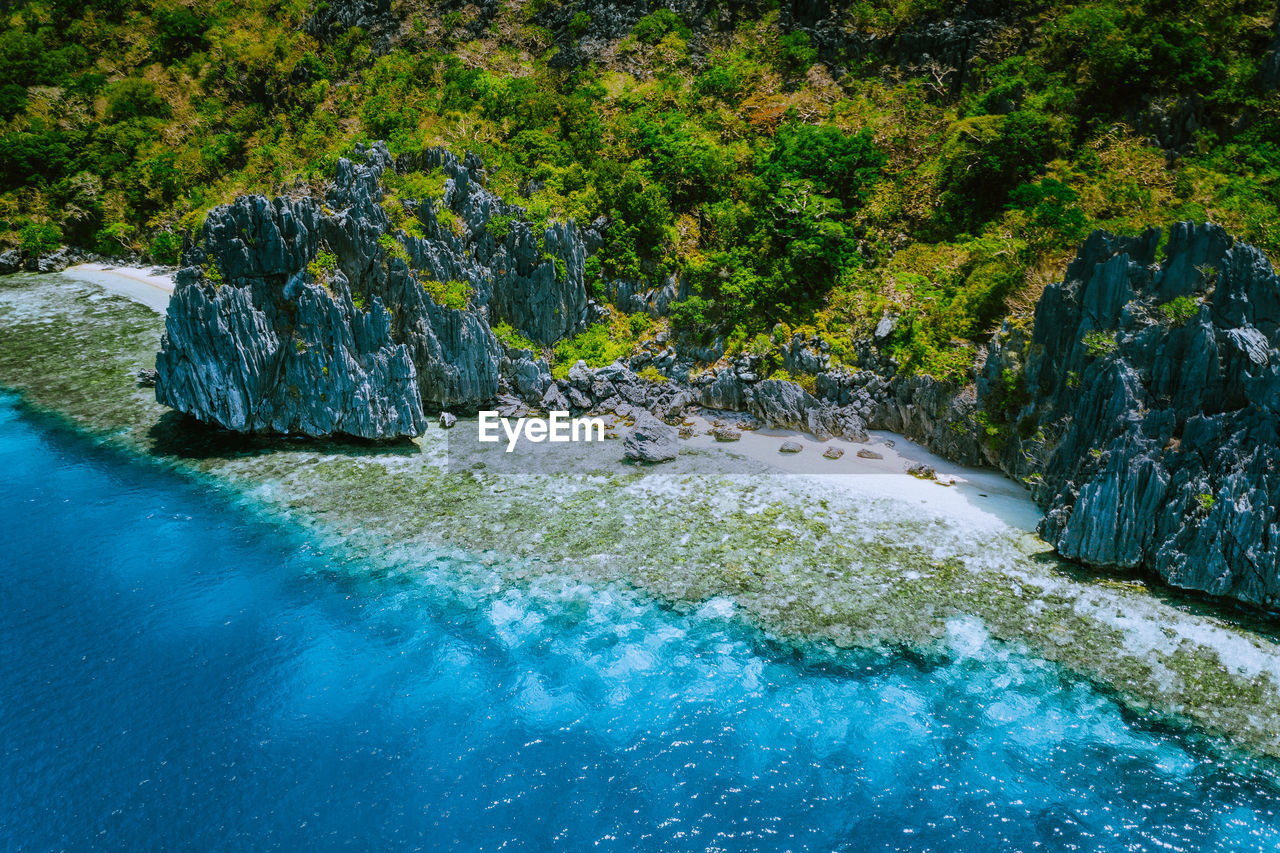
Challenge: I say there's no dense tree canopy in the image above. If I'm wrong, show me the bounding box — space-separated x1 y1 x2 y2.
0 0 1277 378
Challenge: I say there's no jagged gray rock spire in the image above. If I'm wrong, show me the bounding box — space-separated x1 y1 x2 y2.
983 222 1280 607
156 142 587 438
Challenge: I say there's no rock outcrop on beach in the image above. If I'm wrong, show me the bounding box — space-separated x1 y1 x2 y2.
983 223 1280 607
623 411 679 463
0 246 85 275
155 143 1280 609
154 134 982 449
156 142 587 438
673 340 976 460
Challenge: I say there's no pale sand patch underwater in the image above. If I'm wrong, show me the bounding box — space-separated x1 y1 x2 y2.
3 269 1280 765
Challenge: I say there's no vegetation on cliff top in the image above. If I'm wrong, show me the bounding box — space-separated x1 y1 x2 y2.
1 0 1278 379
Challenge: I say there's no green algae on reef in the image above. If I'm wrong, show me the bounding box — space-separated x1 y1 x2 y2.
5 271 1280 763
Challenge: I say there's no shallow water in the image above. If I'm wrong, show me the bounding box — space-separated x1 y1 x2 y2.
2 392 1279 851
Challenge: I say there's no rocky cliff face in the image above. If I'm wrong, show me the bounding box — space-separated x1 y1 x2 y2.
781 0 1027 95
528 0 1018 90
983 222 1280 607
303 0 401 56
156 142 586 438
156 147 1280 608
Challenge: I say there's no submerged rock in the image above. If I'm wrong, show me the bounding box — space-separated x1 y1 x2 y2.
624 411 678 463
779 440 804 454
439 412 457 429
822 446 844 460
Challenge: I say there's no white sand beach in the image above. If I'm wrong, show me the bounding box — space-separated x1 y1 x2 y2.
63 263 174 314
61 263 1039 533
677 414 1042 533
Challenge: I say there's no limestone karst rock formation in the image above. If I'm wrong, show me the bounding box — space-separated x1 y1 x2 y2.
156 142 587 438
983 223 1280 606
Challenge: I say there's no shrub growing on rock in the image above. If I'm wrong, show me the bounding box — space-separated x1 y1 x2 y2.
20 222 60 256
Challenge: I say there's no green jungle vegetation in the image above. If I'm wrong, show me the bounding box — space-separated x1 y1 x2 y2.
2 0 1278 380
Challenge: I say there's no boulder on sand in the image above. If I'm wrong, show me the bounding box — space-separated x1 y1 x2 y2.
624 411 678 463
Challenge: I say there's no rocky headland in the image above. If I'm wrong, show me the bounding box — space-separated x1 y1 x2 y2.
157 143 585 438
154 143 1280 613
11 263 1280 762
983 223 1280 608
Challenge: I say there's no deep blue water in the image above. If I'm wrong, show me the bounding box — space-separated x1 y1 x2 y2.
2 393 1280 851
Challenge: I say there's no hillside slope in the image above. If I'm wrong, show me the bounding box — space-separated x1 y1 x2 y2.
2 0 1278 380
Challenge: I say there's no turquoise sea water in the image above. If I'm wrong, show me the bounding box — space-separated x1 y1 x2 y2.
2 391 1280 851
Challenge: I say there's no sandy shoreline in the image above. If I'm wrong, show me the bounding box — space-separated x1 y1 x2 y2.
59 262 1040 533
63 263 174 314
679 415 1042 532
7 269 1280 760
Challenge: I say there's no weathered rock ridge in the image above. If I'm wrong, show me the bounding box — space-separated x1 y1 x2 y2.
157 142 587 438
156 150 1280 609
983 222 1280 607
0 245 94 275
154 133 984 451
